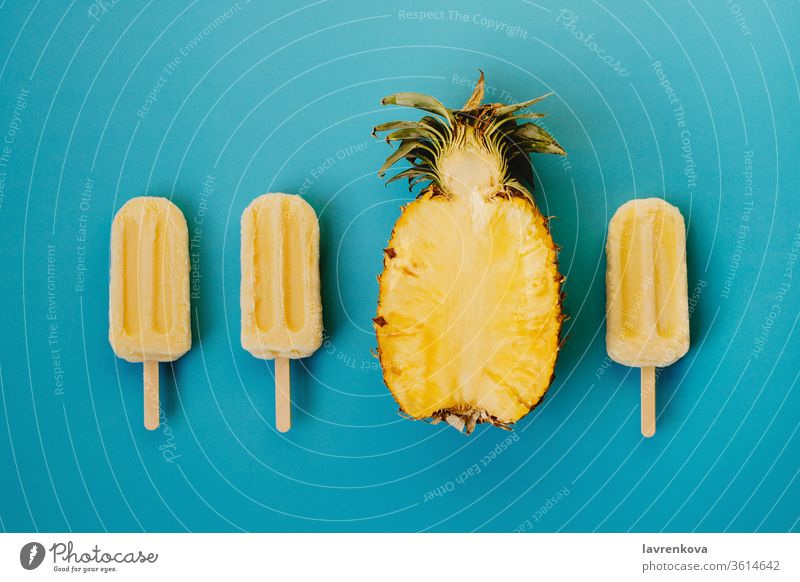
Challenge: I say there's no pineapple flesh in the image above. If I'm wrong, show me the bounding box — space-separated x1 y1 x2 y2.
374 73 566 433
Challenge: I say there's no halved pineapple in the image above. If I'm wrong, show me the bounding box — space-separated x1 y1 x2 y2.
374 73 566 433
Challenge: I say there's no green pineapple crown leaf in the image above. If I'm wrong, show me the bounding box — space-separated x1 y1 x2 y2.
374 71 566 190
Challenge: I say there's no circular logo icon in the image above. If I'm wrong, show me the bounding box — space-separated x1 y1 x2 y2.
20 542 46 570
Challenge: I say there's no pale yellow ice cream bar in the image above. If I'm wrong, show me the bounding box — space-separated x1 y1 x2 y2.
606 198 689 367
241 193 322 359
109 197 191 362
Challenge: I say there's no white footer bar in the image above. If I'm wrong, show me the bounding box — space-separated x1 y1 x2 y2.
1 533 796 580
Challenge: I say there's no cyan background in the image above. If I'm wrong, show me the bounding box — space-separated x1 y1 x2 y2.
0 0 798 532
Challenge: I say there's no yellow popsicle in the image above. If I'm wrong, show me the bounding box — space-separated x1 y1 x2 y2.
241 193 322 431
109 196 191 429
606 198 689 437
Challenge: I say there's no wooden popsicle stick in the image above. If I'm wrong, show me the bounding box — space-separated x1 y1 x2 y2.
641 366 656 438
275 358 291 433
143 360 160 431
